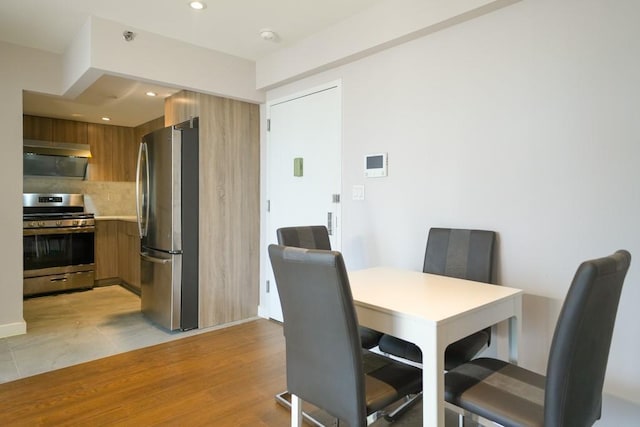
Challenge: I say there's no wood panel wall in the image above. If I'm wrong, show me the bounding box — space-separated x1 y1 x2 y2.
164 91 260 328
134 116 165 145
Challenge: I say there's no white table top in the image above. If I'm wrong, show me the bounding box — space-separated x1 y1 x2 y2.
349 267 523 323
347 266 523 427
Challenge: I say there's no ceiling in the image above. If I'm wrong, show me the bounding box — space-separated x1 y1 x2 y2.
2 0 383 127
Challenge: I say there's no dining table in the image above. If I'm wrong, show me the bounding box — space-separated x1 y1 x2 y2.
348 267 523 427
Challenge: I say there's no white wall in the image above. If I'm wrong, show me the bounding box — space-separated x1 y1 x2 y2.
263 0 640 418
0 42 63 337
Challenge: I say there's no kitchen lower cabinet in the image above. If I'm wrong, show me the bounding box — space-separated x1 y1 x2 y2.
95 219 141 292
118 221 141 293
95 220 119 282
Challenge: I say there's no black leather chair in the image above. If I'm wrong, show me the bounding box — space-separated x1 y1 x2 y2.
378 228 497 369
277 226 383 350
445 250 631 427
269 244 423 426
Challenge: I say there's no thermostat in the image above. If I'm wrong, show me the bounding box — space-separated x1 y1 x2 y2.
364 153 387 178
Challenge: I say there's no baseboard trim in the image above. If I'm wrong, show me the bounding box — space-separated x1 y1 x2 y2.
257 304 269 319
0 320 27 339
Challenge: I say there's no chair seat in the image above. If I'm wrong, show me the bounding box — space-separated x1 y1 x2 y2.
362 350 422 413
378 329 490 371
445 357 545 427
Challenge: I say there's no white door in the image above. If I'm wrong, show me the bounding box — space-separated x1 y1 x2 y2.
266 83 342 321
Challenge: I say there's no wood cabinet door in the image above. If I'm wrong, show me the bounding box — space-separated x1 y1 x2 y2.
87 123 136 182
115 221 141 291
87 123 113 181
52 118 88 144
95 220 119 280
121 221 141 290
23 115 53 141
112 127 136 182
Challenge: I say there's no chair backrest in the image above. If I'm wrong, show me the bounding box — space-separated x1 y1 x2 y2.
277 225 331 250
545 250 631 426
268 244 366 425
423 228 496 283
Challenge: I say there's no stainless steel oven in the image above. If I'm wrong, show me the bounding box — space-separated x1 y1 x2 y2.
23 194 95 296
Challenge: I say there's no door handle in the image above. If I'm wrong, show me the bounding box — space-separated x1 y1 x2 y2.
140 252 171 265
327 212 333 236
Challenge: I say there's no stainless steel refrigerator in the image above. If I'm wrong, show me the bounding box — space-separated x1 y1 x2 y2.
136 120 199 331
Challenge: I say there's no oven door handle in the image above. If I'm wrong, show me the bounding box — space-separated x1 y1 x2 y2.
140 252 172 265
23 226 96 236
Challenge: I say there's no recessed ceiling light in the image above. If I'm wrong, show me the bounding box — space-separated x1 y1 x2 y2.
259 29 278 42
189 1 206 10
101 117 111 121
146 91 157 97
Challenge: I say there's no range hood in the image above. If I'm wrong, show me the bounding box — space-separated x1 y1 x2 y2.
23 140 92 179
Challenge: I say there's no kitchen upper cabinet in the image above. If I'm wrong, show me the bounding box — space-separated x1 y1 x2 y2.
113 126 137 182
23 115 53 141
24 115 138 182
52 118 88 145
23 115 88 145
87 123 136 182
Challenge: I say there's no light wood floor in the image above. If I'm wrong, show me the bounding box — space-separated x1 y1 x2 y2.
0 319 291 426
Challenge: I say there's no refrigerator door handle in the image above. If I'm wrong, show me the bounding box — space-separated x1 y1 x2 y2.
141 252 172 264
143 142 150 238
136 142 150 239
136 142 144 238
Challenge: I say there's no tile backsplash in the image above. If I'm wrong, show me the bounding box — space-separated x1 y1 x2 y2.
24 178 135 216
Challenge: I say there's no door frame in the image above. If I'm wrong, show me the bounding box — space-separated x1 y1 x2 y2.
261 80 343 320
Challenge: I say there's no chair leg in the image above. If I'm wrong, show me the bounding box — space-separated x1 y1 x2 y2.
276 390 326 427
291 394 303 427
384 392 422 422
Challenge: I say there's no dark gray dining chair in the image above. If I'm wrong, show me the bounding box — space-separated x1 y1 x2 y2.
378 228 497 367
274 226 385 423
445 250 631 427
277 226 383 349
269 244 423 426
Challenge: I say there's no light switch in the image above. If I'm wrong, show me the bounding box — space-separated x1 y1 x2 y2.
352 185 365 201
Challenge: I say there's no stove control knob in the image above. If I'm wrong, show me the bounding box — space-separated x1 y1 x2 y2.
72 220 79 226
56 220 62 226
38 221 45 227
31 221 38 227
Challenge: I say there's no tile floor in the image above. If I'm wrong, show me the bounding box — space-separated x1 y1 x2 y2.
0 285 207 384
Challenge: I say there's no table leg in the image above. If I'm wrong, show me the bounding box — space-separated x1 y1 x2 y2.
420 333 444 427
509 297 522 364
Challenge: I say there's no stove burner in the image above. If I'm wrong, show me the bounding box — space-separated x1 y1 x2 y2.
23 212 95 221
22 193 94 229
